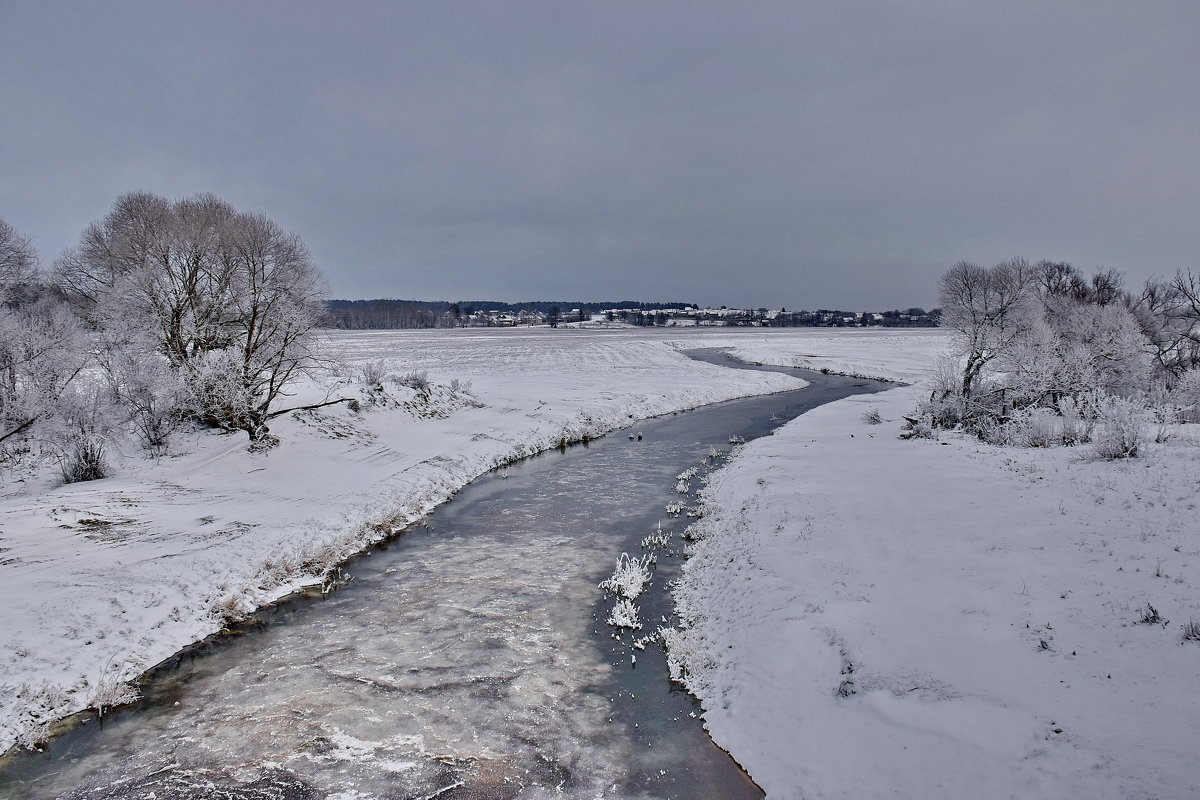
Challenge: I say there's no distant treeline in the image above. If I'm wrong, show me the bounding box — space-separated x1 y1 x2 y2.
322 299 940 329
323 299 695 329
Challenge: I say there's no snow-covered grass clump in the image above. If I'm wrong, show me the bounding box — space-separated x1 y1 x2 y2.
641 525 670 549
606 599 643 631
598 553 651 601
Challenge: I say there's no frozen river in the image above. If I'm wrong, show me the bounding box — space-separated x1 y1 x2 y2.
1 352 887 799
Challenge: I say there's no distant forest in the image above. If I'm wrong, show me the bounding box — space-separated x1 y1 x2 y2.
324 299 695 329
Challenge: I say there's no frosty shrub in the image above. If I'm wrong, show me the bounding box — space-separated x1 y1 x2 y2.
0 297 89 465
861 407 883 425
598 552 651 600
53 383 117 483
1183 619 1200 643
1137 603 1166 626
59 432 108 483
4 680 72 750
1008 407 1060 448
899 415 936 440
183 349 257 435
1058 394 1098 445
397 370 430 396
89 670 139 717
448 377 473 396
99 341 187 456
1174 370 1200 423
1091 396 1147 459
972 415 1009 446
359 360 387 389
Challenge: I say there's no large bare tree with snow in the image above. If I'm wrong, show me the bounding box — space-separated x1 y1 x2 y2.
55 192 329 443
938 258 1039 399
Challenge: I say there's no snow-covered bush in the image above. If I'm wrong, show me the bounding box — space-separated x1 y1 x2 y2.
58 432 108 483
397 370 430 394
182 349 258 436
53 383 117 483
1058 394 1098 445
1008 407 1060 448
861 407 883 425
98 336 187 456
359 360 387 389
1091 397 1147 460
1172 369 1200 423
1 681 72 750
660 626 688 682
0 299 89 466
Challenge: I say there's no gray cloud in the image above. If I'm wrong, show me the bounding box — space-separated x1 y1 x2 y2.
2 0 1197 309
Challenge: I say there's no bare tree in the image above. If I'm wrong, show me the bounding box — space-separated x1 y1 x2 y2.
55 193 332 443
1129 270 1200 378
938 258 1038 399
55 192 240 362
185 212 328 440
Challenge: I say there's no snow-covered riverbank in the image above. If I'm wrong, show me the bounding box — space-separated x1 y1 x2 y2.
670 364 1200 798
2 327 828 754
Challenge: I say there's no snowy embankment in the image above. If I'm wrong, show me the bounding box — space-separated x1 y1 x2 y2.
670 380 1200 798
0 328 805 754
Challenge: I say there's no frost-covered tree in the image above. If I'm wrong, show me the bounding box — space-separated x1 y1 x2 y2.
0 218 88 461
938 258 1038 399
922 258 1169 454
186 212 328 440
55 193 330 443
1130 270 1200 379
0 217 37 298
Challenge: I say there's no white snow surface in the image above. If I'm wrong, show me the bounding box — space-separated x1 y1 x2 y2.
1 327 825 753
672 380 1200 798
674 327 948 384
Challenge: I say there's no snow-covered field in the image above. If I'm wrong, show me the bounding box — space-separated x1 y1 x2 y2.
26 322 1192 800
670 345 1200 799
684 327 945 384
1 327 831 754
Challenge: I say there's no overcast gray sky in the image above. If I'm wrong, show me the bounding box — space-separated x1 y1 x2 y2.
2 1 1197 309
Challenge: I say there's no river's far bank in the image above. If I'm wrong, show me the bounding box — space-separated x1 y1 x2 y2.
669 380 1200 799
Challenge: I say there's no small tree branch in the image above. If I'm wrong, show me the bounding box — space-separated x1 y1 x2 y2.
264 396 353 420
0 416 37 444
